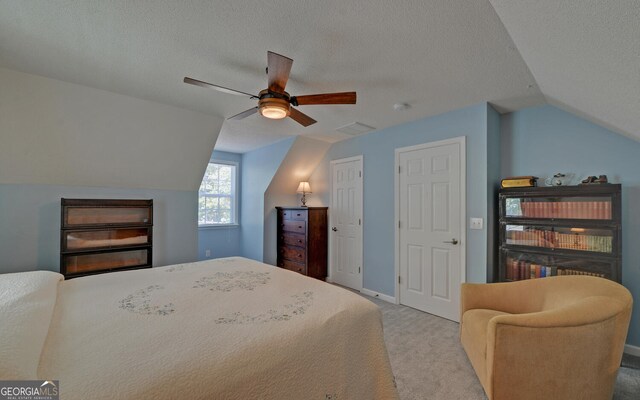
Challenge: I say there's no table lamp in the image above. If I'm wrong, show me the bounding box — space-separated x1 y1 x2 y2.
296 181 311 207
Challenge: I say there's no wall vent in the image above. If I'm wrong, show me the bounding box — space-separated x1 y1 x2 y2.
336 122 376 136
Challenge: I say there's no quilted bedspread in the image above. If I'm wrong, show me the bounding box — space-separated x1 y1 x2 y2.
21 257 398 399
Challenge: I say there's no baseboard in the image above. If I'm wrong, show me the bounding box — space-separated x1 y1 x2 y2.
624 344 640 357
360 288 396 304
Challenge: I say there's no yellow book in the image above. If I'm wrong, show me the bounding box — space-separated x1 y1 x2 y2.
501 176 538 188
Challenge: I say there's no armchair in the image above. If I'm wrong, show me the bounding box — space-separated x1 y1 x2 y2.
460 276 632 400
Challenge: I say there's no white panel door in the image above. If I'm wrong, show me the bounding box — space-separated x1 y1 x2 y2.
330 156 363 290
397 138 464 321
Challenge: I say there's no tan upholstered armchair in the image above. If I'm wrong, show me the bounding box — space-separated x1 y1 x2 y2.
460 276 632 400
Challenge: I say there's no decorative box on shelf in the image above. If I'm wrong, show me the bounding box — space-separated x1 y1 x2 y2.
60 198 153 278
498 184 621 283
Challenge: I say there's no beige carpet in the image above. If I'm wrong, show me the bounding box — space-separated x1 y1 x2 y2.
361 294 640 400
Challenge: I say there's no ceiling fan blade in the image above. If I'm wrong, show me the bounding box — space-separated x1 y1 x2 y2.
267 51 293 93
184 77 256 98
292 92 357 106
289 107 317 127
228 107 259 120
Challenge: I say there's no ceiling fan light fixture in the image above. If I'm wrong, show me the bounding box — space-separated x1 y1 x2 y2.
260 103 290 119
258 93 290 120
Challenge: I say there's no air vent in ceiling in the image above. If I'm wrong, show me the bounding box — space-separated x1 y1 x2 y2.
336 122 376 136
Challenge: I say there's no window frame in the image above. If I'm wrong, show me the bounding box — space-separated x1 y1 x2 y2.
198 160 239 228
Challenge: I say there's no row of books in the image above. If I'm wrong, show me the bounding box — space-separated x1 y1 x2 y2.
505 259 605 281
557 269 606 278
506 230 613 252
516 201 611 220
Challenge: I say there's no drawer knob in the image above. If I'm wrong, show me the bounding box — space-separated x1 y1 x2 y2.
297 268 302 272
298 240 302 243
298 226 302 229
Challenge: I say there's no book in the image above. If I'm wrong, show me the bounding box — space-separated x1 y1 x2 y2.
501 176 538 188
506 258 513 280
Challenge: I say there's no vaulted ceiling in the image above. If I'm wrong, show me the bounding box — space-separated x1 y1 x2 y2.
489 0 640 142
0 1 636 153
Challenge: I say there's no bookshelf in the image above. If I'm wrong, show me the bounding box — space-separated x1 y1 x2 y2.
498 184 621 283
60 199 153 278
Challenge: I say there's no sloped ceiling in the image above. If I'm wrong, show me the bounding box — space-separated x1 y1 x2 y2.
0 67 224 191
263 136 331 264
489 0 640 141
0 0 544 153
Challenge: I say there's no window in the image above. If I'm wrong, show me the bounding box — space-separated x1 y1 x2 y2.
198 161 238 226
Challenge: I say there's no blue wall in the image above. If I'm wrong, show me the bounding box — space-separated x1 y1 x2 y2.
0 184 198 273
197 150 243 260
501 105 640 347
486 105 502 282
240 137 295 261
311 103 498 296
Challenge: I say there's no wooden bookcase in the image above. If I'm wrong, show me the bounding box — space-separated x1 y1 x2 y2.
60 198 153 278
498 184 621 283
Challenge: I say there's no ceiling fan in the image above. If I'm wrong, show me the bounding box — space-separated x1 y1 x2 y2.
184 51 356 127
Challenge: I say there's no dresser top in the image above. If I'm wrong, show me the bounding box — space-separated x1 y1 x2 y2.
275 206 328 210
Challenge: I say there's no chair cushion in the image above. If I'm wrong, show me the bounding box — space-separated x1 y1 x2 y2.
461 309 509 387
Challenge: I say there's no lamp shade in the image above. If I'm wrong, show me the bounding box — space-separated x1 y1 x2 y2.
296 181 312 193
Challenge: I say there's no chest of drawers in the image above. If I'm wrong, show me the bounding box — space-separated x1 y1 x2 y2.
276 207 328 280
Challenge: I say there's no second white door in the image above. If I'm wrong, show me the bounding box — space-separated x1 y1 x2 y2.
330 156 363 291
397 138 465 322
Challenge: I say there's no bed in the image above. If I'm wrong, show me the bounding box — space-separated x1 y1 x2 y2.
0 257 398 399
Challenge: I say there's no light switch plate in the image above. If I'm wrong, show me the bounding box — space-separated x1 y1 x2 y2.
470 217 483 230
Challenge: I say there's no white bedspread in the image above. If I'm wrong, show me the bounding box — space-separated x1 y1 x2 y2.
0 270 62 379
30 257 398 399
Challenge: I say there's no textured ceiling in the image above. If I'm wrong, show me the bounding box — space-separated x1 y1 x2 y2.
0 0 544 153
490 0 640 141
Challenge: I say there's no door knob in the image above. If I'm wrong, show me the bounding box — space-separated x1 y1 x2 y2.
332 227 338 232
443 238 459 245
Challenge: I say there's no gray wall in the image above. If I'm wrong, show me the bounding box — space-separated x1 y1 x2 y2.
0 184 197 273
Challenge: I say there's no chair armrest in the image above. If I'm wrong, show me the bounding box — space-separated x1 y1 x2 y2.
460 280 545 319
488 296 628 329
